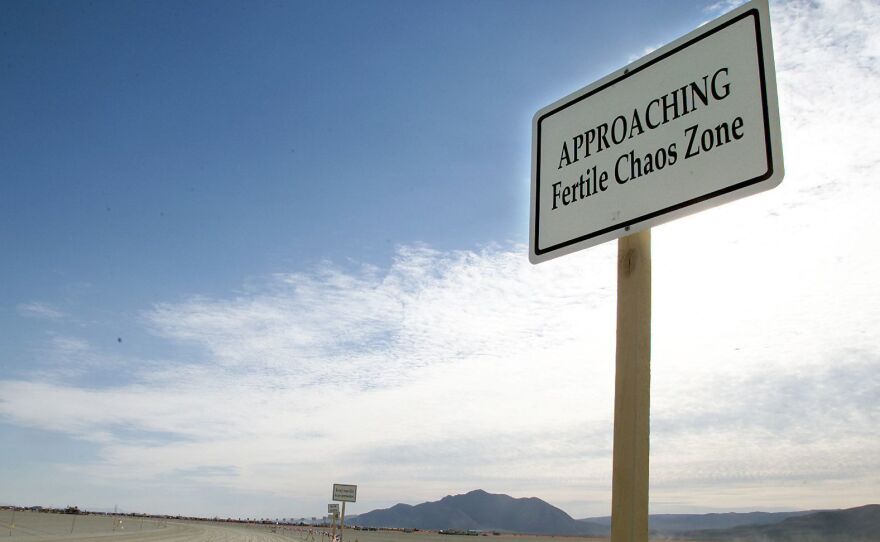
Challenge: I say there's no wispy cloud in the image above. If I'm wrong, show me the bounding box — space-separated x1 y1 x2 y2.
628 44 662 63
703 0 747 16
0 0 878 519
16 301 64 320
144 245 615 387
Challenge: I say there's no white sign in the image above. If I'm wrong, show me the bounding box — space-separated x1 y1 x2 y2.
332 483 357 502
328 504 339 514
530 0 783 263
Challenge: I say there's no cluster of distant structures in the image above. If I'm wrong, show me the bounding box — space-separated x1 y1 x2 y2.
1 505 83 515
439 530 501 536
0 505 285 524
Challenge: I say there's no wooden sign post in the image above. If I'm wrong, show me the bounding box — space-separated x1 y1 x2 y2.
339 502 346 542
610 230 651 542
332 483 357 542
328 504 340 541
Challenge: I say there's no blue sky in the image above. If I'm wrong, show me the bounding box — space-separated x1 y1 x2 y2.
2 0 879 521
1 0 708 299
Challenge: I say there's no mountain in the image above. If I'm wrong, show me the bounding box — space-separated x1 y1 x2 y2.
580 510 812 534
680 504 880 541
349 489 606 535
352 492 878 540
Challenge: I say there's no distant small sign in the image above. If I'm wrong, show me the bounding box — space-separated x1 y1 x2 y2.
328 504 340 514
332 483 357 502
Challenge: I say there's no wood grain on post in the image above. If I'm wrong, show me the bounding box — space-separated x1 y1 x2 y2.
611 229 651 542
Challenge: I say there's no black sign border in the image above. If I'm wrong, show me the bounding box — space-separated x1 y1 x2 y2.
534 8 772 256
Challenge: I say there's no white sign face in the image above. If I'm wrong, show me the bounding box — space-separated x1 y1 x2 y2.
332 483 357 502
530 0 783 263
328 504 339 514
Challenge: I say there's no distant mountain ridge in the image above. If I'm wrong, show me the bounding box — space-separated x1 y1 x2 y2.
351 490 879 539
579 510 814 533
349 489 605 535
680 504 880 541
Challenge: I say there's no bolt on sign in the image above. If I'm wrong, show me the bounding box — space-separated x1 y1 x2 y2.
529 0 783 263
332 483 357 503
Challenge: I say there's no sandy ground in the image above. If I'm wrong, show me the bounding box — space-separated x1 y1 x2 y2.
0 511 697 542
0 511 294 542
338 531 608 542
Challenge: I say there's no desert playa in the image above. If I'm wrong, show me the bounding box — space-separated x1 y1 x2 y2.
3 511 288 542
2 511 691 542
